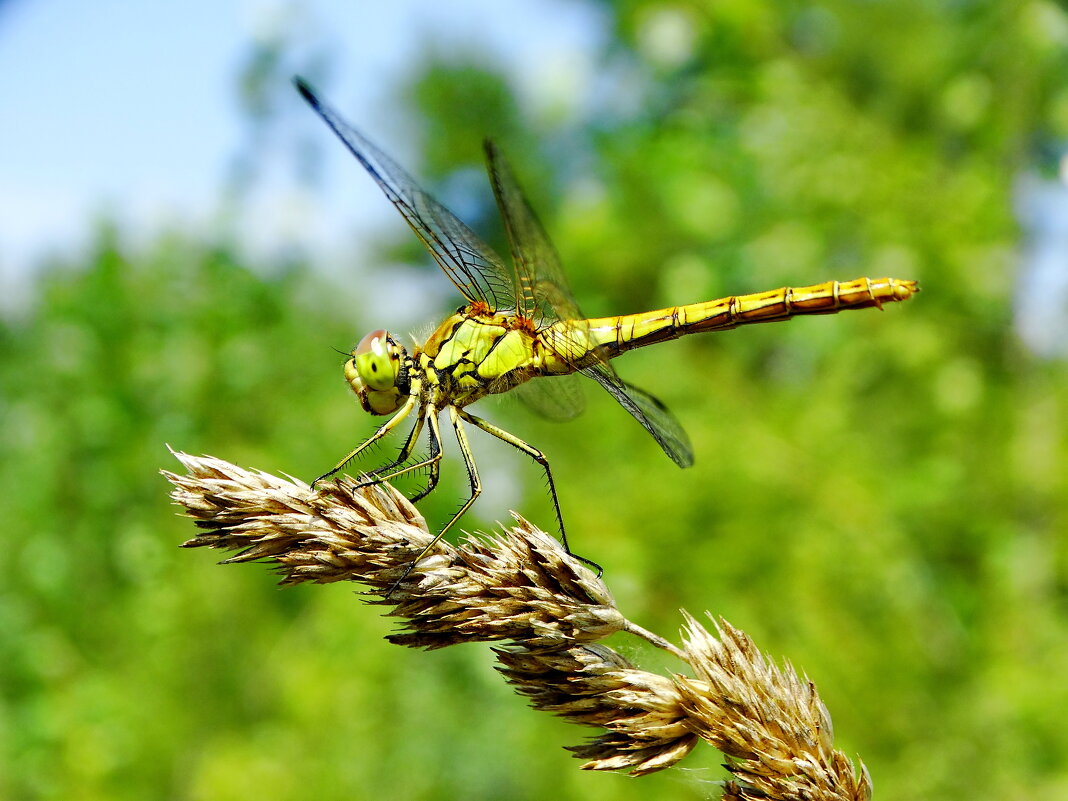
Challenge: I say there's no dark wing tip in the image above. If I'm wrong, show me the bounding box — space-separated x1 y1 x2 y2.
293 76 319 107
482 139 503 173
674 447 695 469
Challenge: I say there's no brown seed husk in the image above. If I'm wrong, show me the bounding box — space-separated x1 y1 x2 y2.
166 451 871 797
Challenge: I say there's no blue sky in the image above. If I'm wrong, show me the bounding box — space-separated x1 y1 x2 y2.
5 0 1062 355
0 0 604 304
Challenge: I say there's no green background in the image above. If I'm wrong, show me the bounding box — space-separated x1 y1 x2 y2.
4 1 1068 799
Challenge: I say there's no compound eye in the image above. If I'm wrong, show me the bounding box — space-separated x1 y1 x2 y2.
353 329 399 391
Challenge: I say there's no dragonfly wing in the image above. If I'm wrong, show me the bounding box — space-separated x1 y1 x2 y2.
483 139 583 324
483 139 691 461
581 362 694 468
483 138 592 420
514 373 586 422
297 79 518 311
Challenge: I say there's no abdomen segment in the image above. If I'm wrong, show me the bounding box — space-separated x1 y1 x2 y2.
542 276 918 368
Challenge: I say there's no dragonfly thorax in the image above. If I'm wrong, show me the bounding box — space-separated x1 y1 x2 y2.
346 329 409 415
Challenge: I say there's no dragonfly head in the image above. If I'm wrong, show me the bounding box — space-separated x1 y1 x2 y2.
346 329 407 415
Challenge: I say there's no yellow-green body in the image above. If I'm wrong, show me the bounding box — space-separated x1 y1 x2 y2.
416 276 918 410
420 311 540 406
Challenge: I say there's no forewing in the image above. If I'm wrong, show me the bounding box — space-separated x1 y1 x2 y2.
482 139 690 455
297 79 517 311
483 140 584 324
581 363 694 467
483 139 592 420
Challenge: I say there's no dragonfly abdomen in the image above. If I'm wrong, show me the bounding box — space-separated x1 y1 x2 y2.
580 276 918 358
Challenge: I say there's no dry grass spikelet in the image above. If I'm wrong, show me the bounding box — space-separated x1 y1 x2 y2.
166 451 872 799
675 615 872 800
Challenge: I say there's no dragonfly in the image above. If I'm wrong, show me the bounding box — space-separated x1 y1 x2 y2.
296 78 918 563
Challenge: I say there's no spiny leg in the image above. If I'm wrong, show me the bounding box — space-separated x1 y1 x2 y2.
313 394 418 486
458 408 600 575
441 405 482 540
408 435 441 504
457 409 563 543
360 412 426 479
388 413 436 500
388 406 466 593
356 407 443 499
407 406 444 503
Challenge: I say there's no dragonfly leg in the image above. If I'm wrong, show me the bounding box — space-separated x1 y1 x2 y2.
374 413 438 501
313 395 418 486
407 432 441 503
387 407 475 594
441 405 481 538
361 412 426 479
355 407 442 497
457 409 602 576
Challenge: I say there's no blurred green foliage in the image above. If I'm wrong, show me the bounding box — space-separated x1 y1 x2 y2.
4 1 1068 799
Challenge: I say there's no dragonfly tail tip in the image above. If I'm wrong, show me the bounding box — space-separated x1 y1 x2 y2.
895 279 920 301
